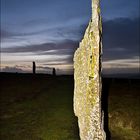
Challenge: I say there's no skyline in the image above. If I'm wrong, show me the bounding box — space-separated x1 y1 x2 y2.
1 0 140 75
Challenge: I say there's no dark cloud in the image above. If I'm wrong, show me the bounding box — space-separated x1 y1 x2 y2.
0 29 38 39
53 24 88 40
1 22 88 43
0 29 15 39
2 39 79 54
1 66 24 73
102 17 140 61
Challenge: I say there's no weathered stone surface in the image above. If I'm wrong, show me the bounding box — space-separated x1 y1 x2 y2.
73 0 106 139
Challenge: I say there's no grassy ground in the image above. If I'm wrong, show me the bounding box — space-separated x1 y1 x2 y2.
0 74 79 140
108 79 140 140
0 73 140 140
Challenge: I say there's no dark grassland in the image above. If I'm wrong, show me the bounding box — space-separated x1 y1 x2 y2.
0 73 140 140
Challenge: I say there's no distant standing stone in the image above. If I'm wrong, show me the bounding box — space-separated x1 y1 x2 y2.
33 61 36 74
73 0 106 139
52 68 56 76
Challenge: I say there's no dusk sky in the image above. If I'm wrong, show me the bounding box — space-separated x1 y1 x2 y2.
1 0 140 75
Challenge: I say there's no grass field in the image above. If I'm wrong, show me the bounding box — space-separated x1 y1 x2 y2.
108 79 140 140
0 73 140 140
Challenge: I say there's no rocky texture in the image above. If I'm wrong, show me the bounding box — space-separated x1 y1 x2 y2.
73 0 106 139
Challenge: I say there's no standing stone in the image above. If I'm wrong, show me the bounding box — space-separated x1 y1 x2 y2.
73 0 106 139
33 61 36 74
52 68 56 76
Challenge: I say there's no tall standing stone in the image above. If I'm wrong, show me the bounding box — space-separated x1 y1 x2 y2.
73 0 106 139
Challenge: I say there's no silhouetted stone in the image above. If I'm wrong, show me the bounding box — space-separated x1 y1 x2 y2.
33 61 36 74
52 68 56 76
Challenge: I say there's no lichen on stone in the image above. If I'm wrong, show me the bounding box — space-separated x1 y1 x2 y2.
73 0 106 140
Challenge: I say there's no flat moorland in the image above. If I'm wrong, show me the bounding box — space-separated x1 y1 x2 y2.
0 73 139 140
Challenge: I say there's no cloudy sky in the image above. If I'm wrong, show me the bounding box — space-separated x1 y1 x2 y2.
1 0 140 75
